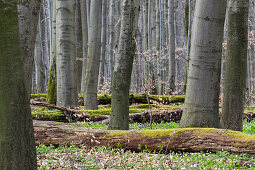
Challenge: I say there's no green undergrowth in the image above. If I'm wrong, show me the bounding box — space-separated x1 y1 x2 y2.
31 93 185 105
69 120 255 136
31 103 182 120
37 145 255 169
31 107 65 120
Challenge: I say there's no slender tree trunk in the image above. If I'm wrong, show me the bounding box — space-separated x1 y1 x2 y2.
179 0 227 128
108 0 141 130
56 0 78 107
18 0 41 95
35 28 46 93
0 1 37 169
83 0 102 110
221 0 249 131
46 0 57 104
75 0 83 93
98 0 107 91
80 0 88 94
168 0 176 93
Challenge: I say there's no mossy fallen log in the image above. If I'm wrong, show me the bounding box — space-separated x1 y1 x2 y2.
31 100 91 122
30 93 185 105
33 120 255 155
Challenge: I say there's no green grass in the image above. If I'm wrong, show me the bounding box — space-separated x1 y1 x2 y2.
37 145 255 169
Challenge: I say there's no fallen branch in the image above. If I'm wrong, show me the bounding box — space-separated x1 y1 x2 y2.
33 120 255 155
31 100 91 122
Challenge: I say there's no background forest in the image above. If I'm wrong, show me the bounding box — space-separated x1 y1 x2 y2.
1 0 255 169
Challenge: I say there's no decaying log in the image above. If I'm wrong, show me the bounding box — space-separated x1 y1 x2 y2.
33 120 255 155
31 100 91 122
129 109 182 123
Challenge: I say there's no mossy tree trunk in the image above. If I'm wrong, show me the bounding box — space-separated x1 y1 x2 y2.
46 0 57 104
0 1 37 169
34 121 255 155
83 0 102 110
56 0 78 108
221 0 249 131
179 0 226 128
108 0 141 130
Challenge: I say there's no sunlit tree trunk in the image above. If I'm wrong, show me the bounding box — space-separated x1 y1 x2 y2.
221 0 249 131
109 0 141 130
56 0 78 107
83 0 102 110
0 1 36 168
179 0 226 128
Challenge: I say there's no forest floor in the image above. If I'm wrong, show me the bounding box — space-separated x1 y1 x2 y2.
36 120 255 169
31 94 255 169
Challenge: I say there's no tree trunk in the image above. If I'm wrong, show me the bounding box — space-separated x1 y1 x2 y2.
56 0 78 107
98 0 107 91
80 0 88 94
221 0 249 131
168 0 176 93
75 0 83 94
179 0 227 128
18 0 41 95
46 0 57 104
83 0 102 110
0 1 37 169
108 0 141 130
33 120 255 155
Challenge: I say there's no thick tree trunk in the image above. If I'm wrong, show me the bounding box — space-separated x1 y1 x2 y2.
83 0 102 110
180 0 227 128
18 0 41 95
56 0 78 107
108 0 141 130
221 0 249 131
0 1 37 169
34 121 255 155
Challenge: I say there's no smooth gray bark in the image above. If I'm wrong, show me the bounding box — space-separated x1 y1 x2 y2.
0 1 37 169
18 0 41 94
56 0 78 107
75 0 83 93
83 0 102 110
80 0 88 94
108 0 141 130
179 0 227 128
221 0 249 131
168 0 176 93
98 0 107 91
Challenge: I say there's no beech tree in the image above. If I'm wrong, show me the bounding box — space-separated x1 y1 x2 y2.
83 0 102 110
221 0 249 131
0 1 36 168
108 0 141 130
18 0 41 94
179 0 227 128
56 0 78 107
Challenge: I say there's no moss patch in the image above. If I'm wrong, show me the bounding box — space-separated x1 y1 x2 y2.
31 107 65 120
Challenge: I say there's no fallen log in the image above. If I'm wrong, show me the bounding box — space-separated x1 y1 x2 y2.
33 120 255 155
31 100 91 122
